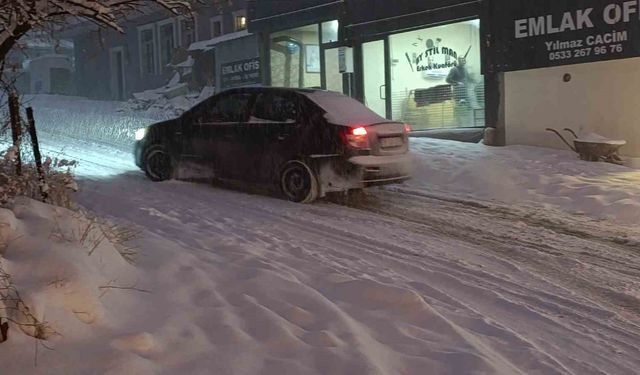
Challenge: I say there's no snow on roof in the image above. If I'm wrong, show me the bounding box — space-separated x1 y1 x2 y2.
31 54 71 61
25 39 73 49
188 30 251 52
171 55 194 68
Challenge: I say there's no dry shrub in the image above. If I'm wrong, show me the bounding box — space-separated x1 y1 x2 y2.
0 264 57 340
100 222 140 265
65 209 140 265
0 146 78 209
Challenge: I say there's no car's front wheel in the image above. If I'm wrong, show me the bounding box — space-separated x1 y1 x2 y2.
144 144 173 181
280 160 318 203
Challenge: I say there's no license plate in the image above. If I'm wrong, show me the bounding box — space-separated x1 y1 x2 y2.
380 137 403 148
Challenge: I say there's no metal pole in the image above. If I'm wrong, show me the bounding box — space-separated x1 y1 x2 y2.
26 107 47 202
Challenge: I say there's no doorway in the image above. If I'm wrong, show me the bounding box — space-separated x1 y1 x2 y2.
323 47 343 93
109 47 126 101
362 40 387 118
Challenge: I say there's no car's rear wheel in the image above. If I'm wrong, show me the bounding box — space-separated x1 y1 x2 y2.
144 145 173 181
280 160 318 203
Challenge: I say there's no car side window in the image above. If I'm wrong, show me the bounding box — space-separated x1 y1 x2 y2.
209 93 252 123
251 92 298 123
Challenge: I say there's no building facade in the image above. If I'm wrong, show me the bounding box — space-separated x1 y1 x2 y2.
248 0 489 133
3 33 74 95
485 0 640 160
247 0 640 161
70 1 249 100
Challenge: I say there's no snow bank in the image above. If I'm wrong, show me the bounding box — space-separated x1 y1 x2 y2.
0 195 528 374
20 95 158 151
407 138 640 224
0 197 141 370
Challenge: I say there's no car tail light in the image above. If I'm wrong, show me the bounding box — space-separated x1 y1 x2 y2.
404 124 412 133
345 126 370 149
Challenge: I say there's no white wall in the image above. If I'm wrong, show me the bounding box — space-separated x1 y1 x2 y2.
505 58 640 158
28 55 72 94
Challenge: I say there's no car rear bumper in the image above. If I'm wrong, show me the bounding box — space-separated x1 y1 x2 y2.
317 153 412 195
349 153 412 185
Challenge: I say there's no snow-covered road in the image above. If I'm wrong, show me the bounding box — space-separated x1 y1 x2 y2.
3 94 640 374
29 134 639 374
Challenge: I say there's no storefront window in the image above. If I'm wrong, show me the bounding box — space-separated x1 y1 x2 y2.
324 48 342 92
270 24 321 88
388 20 484 129
322 20 339 44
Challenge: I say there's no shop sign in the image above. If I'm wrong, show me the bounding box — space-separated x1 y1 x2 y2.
221 57 261 89
492 0 640 71
404 37 465 78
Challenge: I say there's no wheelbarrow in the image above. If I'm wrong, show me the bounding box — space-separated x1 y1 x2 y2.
545 128 626 165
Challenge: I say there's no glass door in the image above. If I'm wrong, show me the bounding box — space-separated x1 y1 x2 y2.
323 47 343 93
362 40 387 118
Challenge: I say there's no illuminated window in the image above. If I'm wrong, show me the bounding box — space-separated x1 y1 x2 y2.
322 20 339 44
233 10 247 31
387 19 485 129
270 24 321 88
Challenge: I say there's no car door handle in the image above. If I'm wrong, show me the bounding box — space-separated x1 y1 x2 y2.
277 134 289 141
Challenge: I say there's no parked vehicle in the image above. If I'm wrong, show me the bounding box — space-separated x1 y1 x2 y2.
134 87 411 203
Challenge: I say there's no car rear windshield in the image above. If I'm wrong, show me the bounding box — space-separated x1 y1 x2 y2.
304 91 388 126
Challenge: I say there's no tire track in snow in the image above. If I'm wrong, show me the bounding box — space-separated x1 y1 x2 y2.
59 138 640 374
94 178 640 374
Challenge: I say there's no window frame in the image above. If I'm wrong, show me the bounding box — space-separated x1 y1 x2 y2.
138 23 157 76
210 15 224 38
233 10 247 32
250 91 300 124
157 18 178 71
209 92 253 123
178 16 198 48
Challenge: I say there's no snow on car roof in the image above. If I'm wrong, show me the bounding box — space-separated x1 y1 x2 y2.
302 90 388 126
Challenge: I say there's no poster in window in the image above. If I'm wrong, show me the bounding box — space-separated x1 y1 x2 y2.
305 44 320 73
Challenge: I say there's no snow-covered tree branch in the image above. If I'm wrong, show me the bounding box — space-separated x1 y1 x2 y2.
0 0 193 63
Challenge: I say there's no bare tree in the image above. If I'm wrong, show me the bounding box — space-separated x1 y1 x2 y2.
0 0 194 64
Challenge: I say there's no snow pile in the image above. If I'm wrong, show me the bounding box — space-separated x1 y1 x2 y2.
0 197 140 370
407 138 640 224
576 132 626 145
0 194 530 374
120 73 214 119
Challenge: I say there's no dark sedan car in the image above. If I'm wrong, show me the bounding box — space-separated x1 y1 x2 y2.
134 87 411 203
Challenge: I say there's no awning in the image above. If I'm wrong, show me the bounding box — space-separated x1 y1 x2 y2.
345 0 481 38
248 0 344 33
188 30 252 52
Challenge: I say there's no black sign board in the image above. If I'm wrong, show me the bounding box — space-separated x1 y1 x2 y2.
490 0 640 72
220 57 262 89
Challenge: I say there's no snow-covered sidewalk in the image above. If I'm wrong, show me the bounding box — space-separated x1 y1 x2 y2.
408 138 640 225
